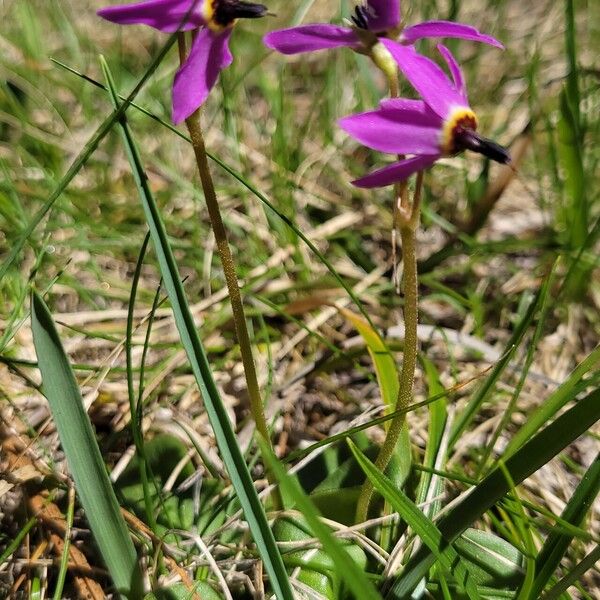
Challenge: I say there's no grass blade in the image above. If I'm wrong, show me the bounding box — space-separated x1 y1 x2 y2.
542 544 600 600
530 452 600 598
261 439 383 600
51 59 376 329
30 291 141 599
348 440 481 600
100 57 293 600
386 386 600 598
0 35 177 283
449 290 541 448
503 344 600 459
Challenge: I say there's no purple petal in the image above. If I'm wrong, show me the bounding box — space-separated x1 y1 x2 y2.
339 101 441 155
172 28 233 123
436 44 467 103
366 0 401 32
380 39 468 119
97 0 206 33
401 20 504 49
378 98 431 112
263 24 358 55
352 155 439 188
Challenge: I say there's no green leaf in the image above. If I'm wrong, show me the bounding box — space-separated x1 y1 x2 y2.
454 529 523 588
100 57 293 600
261 439 383 600
347 440 481 600
273 514 368 599
30 291 142 599
530 452 600 598
339 308 411 486
503 345 600 459
145 581 223 600
386 386 600 598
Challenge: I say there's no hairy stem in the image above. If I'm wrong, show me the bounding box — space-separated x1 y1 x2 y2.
177 34 279 505
356 173 423 523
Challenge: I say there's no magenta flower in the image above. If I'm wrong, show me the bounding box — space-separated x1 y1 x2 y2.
263 1 502 56
339 42 510 188
98 0 267 123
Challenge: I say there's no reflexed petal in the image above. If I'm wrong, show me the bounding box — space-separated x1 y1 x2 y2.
352 155 439 188
401 20 504 49
263 24 358 54
172 28 233 123
380 39 467 119
437 44 467 103
98 0 206 32
339 102 441 155
366 0 401 32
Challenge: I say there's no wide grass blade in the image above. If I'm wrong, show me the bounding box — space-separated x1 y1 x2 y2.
530 452 600 598
348 440 481 600
386 386 600 598
30 291 141 599
100 58 294 600
261 438 383 600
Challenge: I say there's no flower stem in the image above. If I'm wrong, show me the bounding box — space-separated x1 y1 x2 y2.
177 34 279 506
356 172 423 523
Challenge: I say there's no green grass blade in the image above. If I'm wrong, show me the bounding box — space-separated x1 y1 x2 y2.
449 291 541 448
347 440 481 600
478 266 555 475
50 59 376 330
386 386 600 599
542 544 600 600
530 452 600 598
503 344 600 459
53 487 75 600
260 438 383 600
100 58 294 600
0 34 176 283
30 291 141 599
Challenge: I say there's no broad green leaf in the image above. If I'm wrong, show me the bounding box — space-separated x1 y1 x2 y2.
31 291 141 599
273 513 368 599
261 439 383 600
455 529 523 588
145 581 223 600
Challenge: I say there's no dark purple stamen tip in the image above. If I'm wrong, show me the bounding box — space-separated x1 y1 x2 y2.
215 0 268 27
455 128 511 164
351 5 370 29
